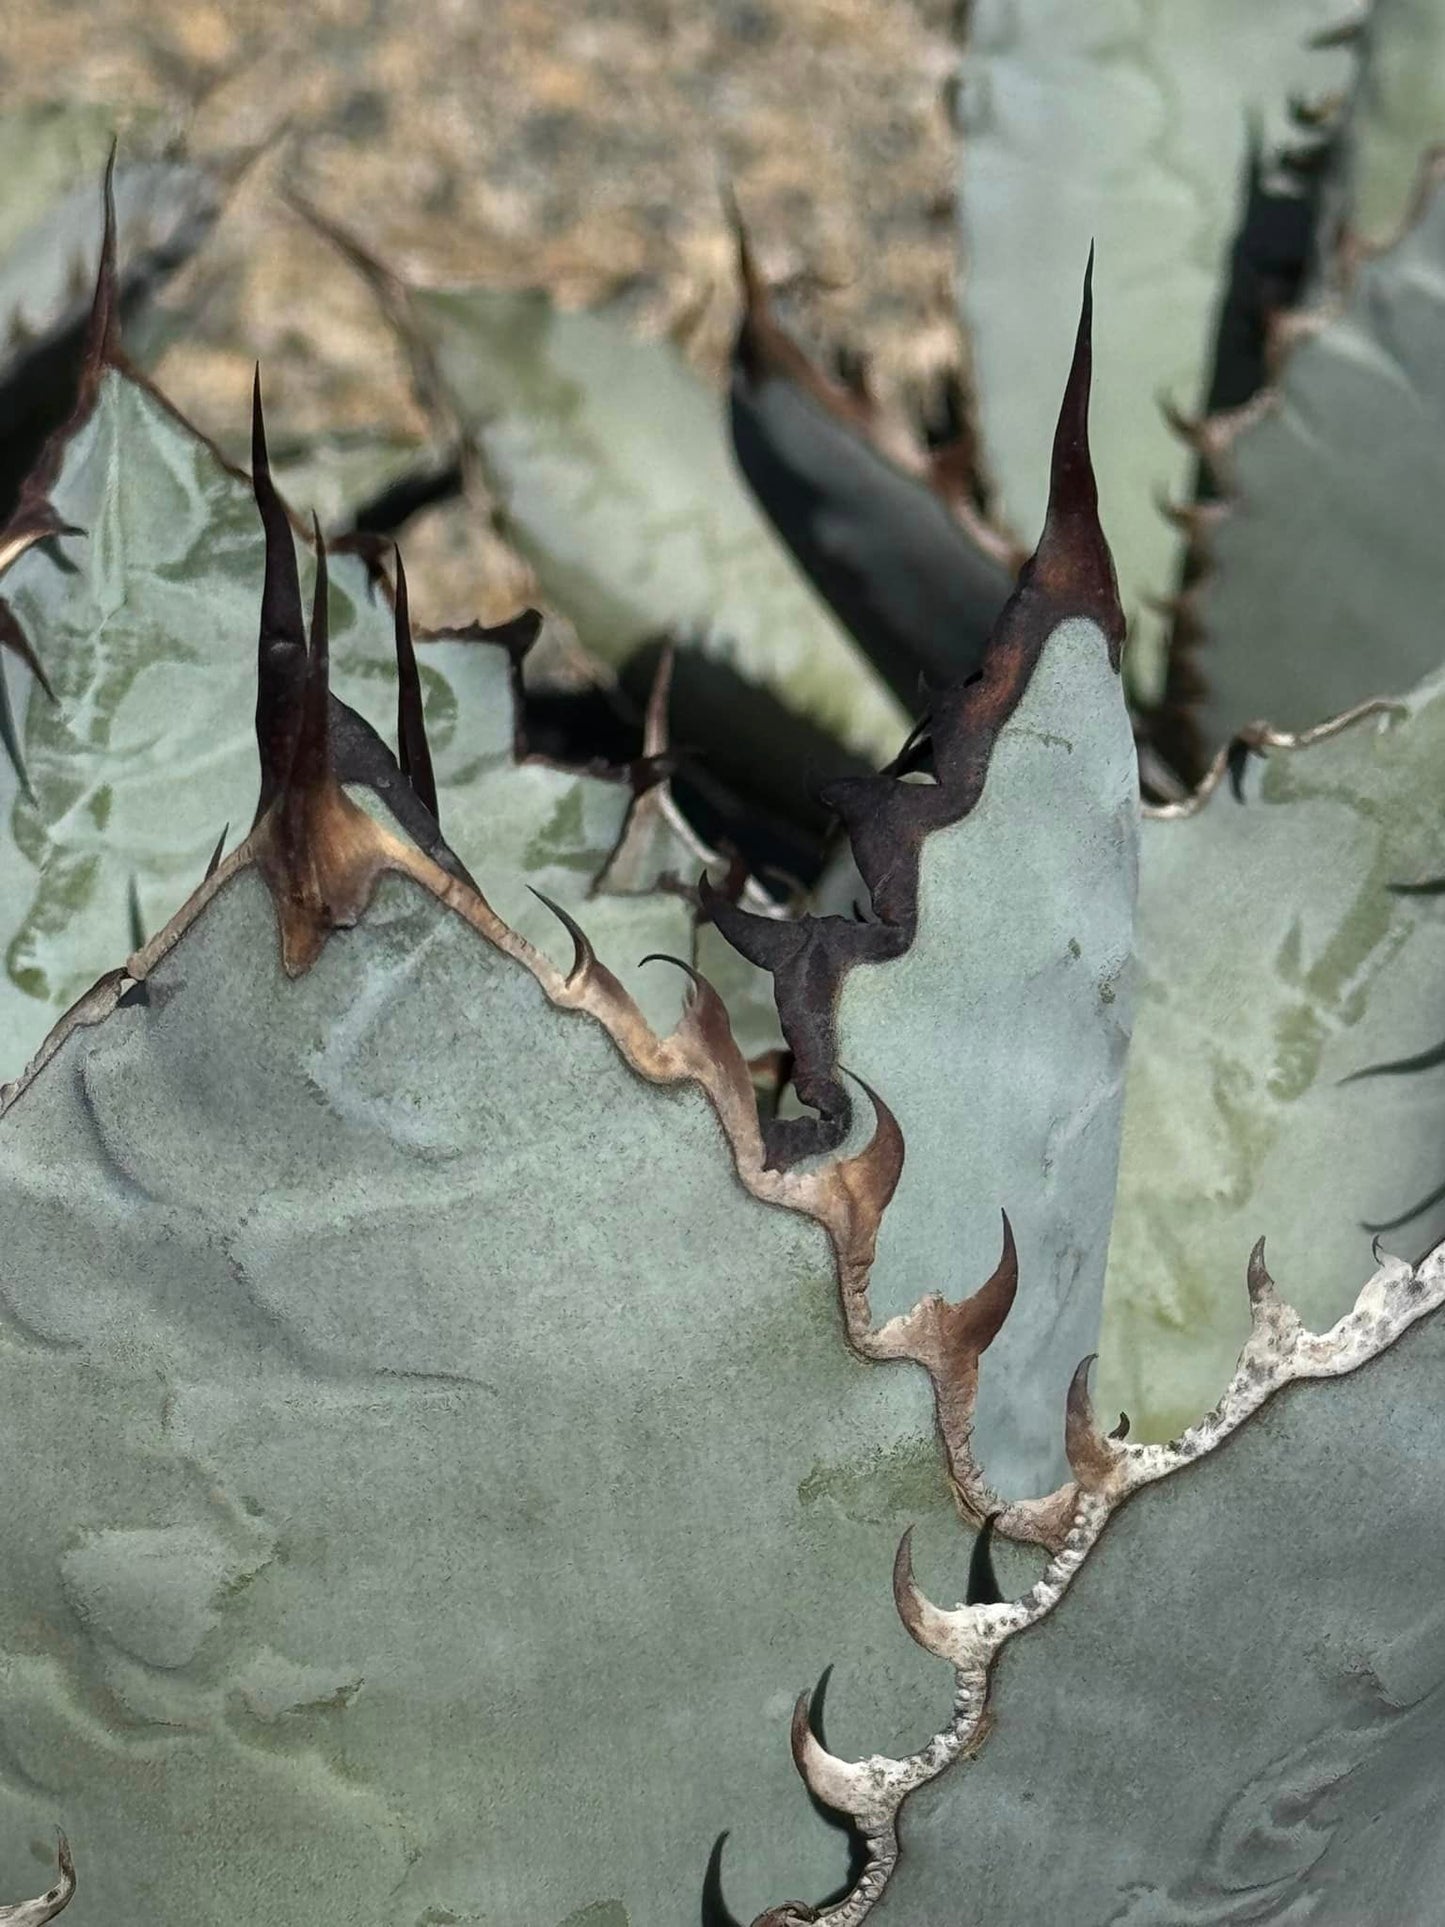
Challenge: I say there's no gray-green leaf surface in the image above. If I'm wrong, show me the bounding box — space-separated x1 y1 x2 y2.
837 615 1138 1497
382 282 910 760
1194 169 1445 746
0 864 961 1925
0 367 707 1073
1104 682 1445 1441
955 0 1355 697
867 1275 1445 1923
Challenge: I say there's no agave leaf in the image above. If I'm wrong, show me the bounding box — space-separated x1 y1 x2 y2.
711 277 1139 1502
0 118 218 519
0 705 962 1923
1184 163 1445 754
823 1241 1445 1923
0 283 759 1066
727 224 1017 707
955 0 1358 696
1103 682 1445 1442
1349 0 1445 247
308 209 909 763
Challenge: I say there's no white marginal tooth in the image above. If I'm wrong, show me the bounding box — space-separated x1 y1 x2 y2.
0 1831 76 1926
891 1528 991 1667
790 1693 874 1817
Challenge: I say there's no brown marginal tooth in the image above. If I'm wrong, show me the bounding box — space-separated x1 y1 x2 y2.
638 952 735 1057
1063 1354 1125 1492
528 888 598 986
971 1211 1020 1349
203 823 229 881
392 547 439 820
868 1214 1019 1505
1246 1236 1278 1308
835 1074 905 1222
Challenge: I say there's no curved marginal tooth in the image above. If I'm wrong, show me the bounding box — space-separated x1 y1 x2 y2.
528 888 597 987
969 1211 1019 1352
640 950 727 1040
1064 1355 1125 1492
835 1073 905 1220
1242 1236 1309 1350
892 1528 972 1663
789 1691 873 1817
0 1831 76 1926
1245 1235 1277 1308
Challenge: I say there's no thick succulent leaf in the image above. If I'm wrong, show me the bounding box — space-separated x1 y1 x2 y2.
843 614 1137 1500
954 0 1357 696
328 234 909 761
711 286 1139 1503
0 361 740 1069
1349 0 1445 247
0 120 218 516
0 158 216 375
728 239 1016 707
848 1245 1445 1924
1103 682 1445 1442
0 847 963 1925
1188 162 1445 752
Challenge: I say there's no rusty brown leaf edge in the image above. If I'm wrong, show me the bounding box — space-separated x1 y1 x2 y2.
726 195 1023 573
0 341 1118 1924
750 1236 1445 1925
0 159 781 938
704 253 1126 1170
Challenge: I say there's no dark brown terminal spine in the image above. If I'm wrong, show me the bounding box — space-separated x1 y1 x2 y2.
707 258 1124 1167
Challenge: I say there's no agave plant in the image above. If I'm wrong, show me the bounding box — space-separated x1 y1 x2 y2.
3 3 1445 1921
